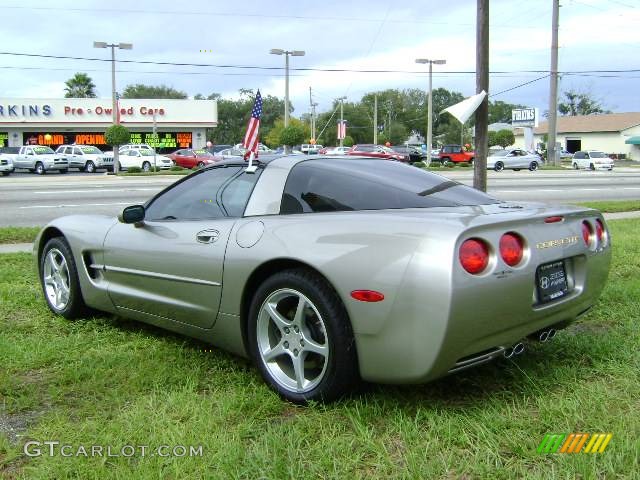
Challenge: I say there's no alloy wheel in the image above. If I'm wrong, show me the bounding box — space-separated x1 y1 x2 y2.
256 288 329 393
43 248 71 310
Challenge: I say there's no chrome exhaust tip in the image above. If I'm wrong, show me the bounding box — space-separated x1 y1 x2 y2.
548 328 557 339
503 342 525 359
539 331 549 343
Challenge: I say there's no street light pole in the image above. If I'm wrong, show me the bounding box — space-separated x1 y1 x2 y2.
416 58 446 166
270 49 305 153
94 41 132 174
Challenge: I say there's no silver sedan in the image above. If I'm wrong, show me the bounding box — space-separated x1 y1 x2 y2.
487 149 542 172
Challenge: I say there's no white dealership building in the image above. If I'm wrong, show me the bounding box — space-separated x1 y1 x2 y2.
0 98 218 151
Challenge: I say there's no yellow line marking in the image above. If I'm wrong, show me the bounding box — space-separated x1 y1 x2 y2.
584 434 598 453
598 433 613 453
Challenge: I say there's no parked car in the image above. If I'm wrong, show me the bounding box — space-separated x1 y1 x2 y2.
319 146 350 155
234 143 273 153
438 145 475 164
207 144 233 154
118 148 172 171
572 151 614 171
347 144 409 162
104 144 154 158
392 146 426 163
487 149 541 172
0 147 17 176
217 148 246 159
12 145 68 174
55 145 113 173
167 149 221 169
300 144 324 155
35 156 612 403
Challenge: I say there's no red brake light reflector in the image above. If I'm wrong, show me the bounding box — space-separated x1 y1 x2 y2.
544 216 564 223
459 239 489 274
582 221 592 246
499 233 524 267
595 219 605 244
351 290 385 302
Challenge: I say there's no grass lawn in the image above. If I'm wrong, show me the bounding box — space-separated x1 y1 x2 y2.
0 227 41 245
575 200 640 213
1 220 638 478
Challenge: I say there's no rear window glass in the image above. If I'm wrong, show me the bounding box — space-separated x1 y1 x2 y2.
281 159 497 214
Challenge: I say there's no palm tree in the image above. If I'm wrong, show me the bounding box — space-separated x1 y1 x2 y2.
64 73 97 98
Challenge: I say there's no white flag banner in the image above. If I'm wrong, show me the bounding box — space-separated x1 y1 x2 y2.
440 90 487 124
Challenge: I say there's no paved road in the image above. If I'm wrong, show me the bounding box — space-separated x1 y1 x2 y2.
1 168 639 227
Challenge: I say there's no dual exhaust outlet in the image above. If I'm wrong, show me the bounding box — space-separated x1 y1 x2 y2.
503 328 557 359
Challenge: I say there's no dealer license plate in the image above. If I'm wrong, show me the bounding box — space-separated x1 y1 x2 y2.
536 260 569 303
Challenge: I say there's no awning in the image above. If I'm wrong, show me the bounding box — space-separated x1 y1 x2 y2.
625 136 640 145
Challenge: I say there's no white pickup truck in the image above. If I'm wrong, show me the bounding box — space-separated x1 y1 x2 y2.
10 145 69 174
0 147 17 176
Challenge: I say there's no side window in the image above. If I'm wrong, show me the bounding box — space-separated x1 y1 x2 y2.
145 166 243 221
73 147 83 155
220 169 264 217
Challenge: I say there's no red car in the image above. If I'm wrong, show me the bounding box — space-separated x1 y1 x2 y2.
167 149 221 169
346 144 409 162
438 144 475 164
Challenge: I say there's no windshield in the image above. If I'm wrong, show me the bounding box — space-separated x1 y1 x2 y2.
80 146 102 154
139 150 155 156
34 146 55 154
194 150 213 157
589 151 607 158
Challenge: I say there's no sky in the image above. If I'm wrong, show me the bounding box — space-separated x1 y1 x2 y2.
0 0 638 119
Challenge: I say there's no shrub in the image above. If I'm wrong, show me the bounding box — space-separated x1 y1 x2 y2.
170 166 185 171
104 124 131 146
127 166 142 173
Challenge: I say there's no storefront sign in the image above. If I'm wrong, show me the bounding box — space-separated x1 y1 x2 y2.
25 131 192 149
512 108 539 127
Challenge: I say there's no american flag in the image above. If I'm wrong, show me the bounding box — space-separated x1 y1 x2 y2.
242 90 263 156
337 120 346 140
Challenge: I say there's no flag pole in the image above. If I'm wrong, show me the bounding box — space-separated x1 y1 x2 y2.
245 151 257 173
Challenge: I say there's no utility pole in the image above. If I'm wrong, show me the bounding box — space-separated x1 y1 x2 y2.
152 111 157 171
473 0 489 192
311 102 318 141
338 97 346 148
548 0 560 166
373 94 378 145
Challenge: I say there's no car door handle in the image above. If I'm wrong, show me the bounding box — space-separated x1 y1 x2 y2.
196 229 220 244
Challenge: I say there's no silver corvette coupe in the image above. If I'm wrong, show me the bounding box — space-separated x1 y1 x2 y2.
34 156 611 403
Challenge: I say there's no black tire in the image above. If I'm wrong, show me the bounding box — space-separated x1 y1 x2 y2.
468 158 474 165
247 268 359 404
590 163 595 171
573 162 579 170
197 161 205 169
494 161 504 172
1 171 10 176
529 161 539 171
513 168 521 171
142 161 151 172
59 169 68 174
85 161 96 173
441 156 450 165
35 162 45 175
39 237 88 319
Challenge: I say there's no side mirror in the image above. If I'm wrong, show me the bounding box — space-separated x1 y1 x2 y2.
119 205 145 225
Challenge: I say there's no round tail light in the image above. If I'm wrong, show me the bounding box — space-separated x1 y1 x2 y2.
459 238 489 274
595 219 605 245
499 232 524 266
582 221 593 247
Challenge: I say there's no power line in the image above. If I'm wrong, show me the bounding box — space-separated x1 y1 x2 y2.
490 74 551 97
1 51 638 76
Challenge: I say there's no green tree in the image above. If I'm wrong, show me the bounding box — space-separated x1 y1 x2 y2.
280 124 306 147
495 129 515 148
558 89 610 116
122 84 187 99
488 130 498 147
105 124 130 146
64 73 97 98
488 100 526 124
343 135 354 147
265 117 308 148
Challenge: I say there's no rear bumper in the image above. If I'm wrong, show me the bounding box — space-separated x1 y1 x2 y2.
355 220 612 384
